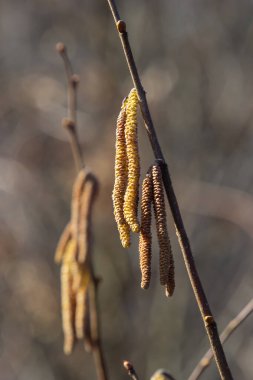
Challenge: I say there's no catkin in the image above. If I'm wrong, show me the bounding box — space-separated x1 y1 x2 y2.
75 271 90 339
61 239 77 355
71 169 88 243
123 88 140 233
139 172 153 289
152 164 175 296
112 104 131 248
78 174 98 263
55 222 72 263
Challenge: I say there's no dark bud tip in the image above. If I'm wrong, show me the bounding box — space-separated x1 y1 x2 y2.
56 42 65 54
123 361 133 371
62 118 75 132
71 74 80 86
117 20 126 33
165 285 174 298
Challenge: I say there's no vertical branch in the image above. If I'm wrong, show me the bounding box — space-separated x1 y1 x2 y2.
188 298 253 380
56 43 108 380
89 277 108 380
105 2 233 379
56 42 84 172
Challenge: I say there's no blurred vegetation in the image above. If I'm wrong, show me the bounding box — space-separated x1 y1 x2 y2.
0 1 253 379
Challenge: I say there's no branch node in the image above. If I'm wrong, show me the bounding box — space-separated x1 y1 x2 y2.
56 41 66 54
155 158 166 167
71 74 80 87
204 315 215 327
62 117 75 132
117 20 126 33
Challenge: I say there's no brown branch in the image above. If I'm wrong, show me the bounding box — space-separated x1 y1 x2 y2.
89 276 108 380
188 298 253 380
105 2 233 379
56 42 84 172
123 361 140 380
56 43 108 380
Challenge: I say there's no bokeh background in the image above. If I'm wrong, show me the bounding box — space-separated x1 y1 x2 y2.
0 1 253 379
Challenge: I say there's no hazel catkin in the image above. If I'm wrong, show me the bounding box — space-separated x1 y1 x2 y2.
75 271 90 339
139 172 153 289
78 173 98 263
71 169 88 244
123 88 140 233
152 164 175 296
112 103 131 248
55 222 72 263
61 239 77 355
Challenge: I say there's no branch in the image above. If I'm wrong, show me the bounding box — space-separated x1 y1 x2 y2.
56 42 84 172
105 2 233 379
56 43 108 380
123 361 140 380
188 298 253 380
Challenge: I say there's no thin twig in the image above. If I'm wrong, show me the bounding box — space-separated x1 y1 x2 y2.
105 2 233 379
56 42 84 172
123 361 140 380
188 298 253 380
89 276 108 380
57 43 108 380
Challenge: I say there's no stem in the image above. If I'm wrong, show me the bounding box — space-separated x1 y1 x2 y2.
56 42 84 172
89 277 108 380
123 361 140 380
57 43 108 380
105 2 233 379
188 298 253 380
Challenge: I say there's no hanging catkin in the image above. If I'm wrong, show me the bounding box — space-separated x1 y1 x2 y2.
55 222 72 263
112 102 131 248
123 88 140 233
61 239 77 355
152 164 175 296
75 271 90 339
71 169 88 244
78 173 98 263
139 171 153 289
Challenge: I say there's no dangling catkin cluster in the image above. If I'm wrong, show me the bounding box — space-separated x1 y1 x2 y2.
113 89 140 247
55 169 98 354
112 90 174 295
139 164 175 296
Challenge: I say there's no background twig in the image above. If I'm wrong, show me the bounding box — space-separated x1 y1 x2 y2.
56 42 84 172
57 43 108 380
188 298 253 380
105 2 233 379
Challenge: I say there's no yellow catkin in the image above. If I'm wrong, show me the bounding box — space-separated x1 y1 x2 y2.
75 270 90 339
123 88 140 233
71 169 88 244
61 239 77 355
78 174 98 263
112 102 131 248
139 172 153 289
55 222 72 263
152 164 175 296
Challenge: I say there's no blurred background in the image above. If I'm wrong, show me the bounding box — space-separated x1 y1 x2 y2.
0 0 253 379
